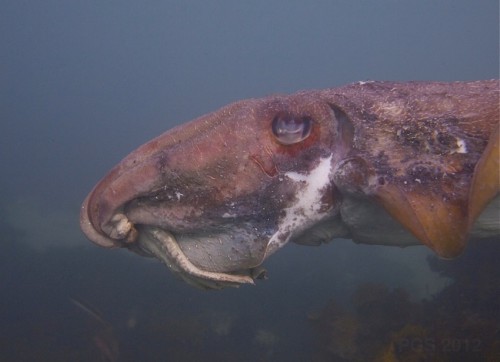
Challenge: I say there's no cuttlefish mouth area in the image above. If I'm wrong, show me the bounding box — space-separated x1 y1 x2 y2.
79 158 282 289
82 153 336 290
102 204 274 289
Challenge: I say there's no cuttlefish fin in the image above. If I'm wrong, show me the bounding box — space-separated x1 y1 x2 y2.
468 124 500 227
375 186 468 258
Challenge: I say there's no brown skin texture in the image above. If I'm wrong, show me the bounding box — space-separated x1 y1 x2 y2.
80 80 499 287
318 81 499 257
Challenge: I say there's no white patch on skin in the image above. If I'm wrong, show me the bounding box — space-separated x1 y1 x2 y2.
375 100 405 118
175 192 184 201
266 155 334 257
455 138 467 154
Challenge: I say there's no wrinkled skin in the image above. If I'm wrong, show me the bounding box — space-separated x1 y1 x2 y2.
81 80 499 289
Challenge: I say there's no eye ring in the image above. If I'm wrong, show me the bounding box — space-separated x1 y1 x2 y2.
271 114 312 145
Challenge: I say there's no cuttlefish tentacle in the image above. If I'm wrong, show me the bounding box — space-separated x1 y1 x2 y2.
138 227 254 289
468 124 500 227
374 185 469 258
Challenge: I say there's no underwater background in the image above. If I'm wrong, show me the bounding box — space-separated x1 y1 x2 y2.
1 1 498 361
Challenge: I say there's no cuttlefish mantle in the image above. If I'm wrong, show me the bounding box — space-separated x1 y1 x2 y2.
81 80 499 289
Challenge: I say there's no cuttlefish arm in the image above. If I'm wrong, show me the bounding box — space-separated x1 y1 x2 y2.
80 80 499 289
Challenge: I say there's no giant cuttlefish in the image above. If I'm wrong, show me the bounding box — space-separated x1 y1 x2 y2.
80 80 499 289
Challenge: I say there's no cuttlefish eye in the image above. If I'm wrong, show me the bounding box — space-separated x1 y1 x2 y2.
271 114 312 145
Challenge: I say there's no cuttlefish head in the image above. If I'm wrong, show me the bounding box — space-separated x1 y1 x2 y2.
80 93 353 289
81 81 500 289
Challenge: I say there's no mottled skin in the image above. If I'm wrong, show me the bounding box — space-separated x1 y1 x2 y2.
81 80 499 289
